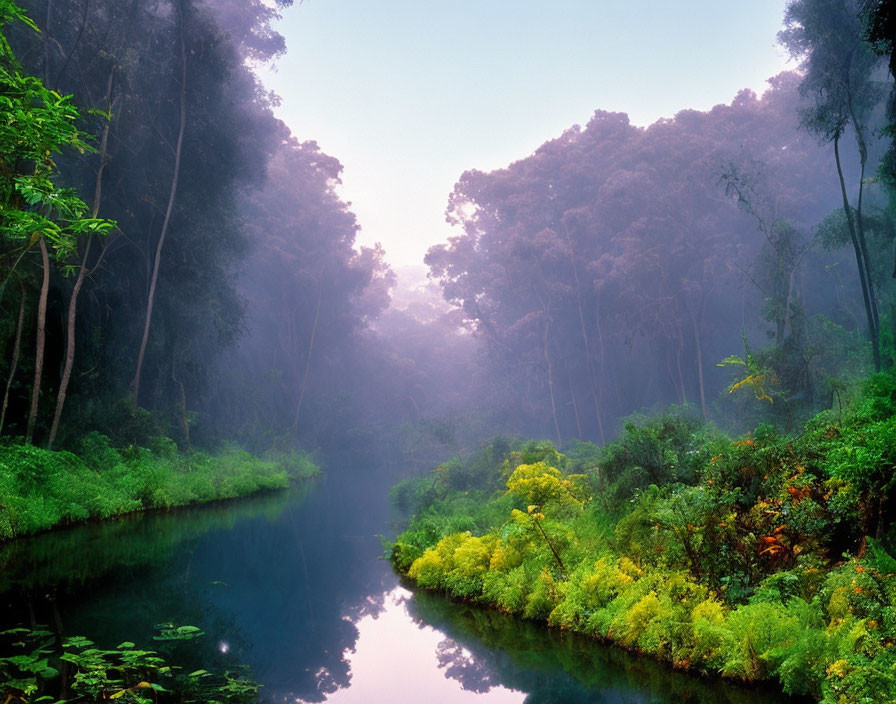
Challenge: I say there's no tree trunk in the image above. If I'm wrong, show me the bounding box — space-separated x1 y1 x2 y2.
534 516 565 575
172 352 190 452
848 93 880 338
675 331 687 406
54 0 90 85
26 237 50 445
563 220 603 442
666 347 680 404
47 242 89 449
43 0 52 82
593 290 606 444
834 134 880 370
687 298 707 418
672 524 702 581
543 314 562 448
292 280 322 431
48 71 114 449
568 373 582 439
132 3 187 402
0 277 26 435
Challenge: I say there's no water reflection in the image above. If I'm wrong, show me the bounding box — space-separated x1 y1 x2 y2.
0 482 304 593
0 471 398 703
306 587 524 704
0 466 800 704
405 587 802 704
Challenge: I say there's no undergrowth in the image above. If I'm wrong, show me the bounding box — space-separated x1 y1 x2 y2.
391 373 896 703
0 623 259 703
0 433 319 540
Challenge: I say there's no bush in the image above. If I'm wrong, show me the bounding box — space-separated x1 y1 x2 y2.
391 383 896 701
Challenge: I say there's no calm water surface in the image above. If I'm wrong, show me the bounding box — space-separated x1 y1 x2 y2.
0 461 799 704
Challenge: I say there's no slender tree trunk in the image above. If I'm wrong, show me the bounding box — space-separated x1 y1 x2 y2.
533 516 565 575
891 302 896 370
675 331 687 406
783 267 795 340
48 72 114 449
854 150 880 336
687 299 707 418
47 240 90 449
568 373 582 439
834 134 880 370
171 352 190 451
54 0 90 84
292 281 322 431
43 0 52 82
563 220 603 442
593 291 606 444
530 255 563 447
26 237 50 445
0 278 26 435
132 5 187 402
543 314 562 448
848 95 880 337
666 348 679 404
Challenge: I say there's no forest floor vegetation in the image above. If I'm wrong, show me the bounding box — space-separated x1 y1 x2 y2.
391 373 896 704
0 432 319 541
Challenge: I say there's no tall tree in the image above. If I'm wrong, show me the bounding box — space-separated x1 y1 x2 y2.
780 0 886 369
131 0 188 404
428 78 841 442
0 0 114 444
47 72 116 448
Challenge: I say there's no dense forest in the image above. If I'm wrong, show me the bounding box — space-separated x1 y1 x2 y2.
1 0 896 701
2 0 893 480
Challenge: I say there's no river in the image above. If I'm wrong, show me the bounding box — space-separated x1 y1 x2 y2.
0 458 800 704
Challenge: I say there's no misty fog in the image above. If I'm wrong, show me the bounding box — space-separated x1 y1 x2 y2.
1 1 895 703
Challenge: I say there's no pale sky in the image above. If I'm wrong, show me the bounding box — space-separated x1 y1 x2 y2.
260 1 791 269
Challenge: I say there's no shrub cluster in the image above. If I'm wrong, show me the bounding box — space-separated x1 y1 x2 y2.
391 374 896 703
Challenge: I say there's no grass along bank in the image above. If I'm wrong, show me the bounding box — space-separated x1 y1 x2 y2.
0 432 319 541
390 373 896 704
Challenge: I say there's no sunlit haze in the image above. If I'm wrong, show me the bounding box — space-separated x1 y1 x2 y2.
260 0 791 268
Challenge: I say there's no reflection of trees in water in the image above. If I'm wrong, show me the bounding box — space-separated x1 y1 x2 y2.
0 482 305 595
407 590 799 704
224 475 393 702
0 465 398 704
435 639 499 694
0 486 308 685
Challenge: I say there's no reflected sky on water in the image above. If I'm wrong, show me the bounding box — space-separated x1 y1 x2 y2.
1 463 799 704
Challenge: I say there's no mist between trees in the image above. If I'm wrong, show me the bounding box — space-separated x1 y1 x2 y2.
0 0 894 471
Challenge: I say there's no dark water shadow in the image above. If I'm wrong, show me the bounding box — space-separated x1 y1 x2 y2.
403 587 807 704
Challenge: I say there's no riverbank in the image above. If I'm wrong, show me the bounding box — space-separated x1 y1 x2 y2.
390 373 896 704
0 432 319 541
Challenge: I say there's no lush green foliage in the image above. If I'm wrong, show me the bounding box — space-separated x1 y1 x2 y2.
0 433 318 540
392 374 896 703
0 0 115 265
0 624 259 703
